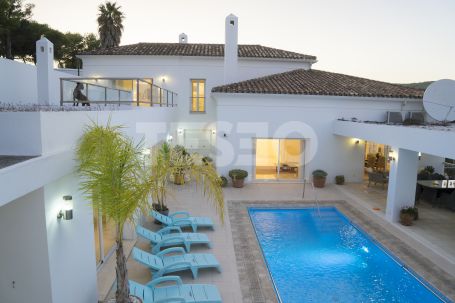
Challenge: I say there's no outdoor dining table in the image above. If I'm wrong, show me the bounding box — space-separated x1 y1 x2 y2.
417 180 453 206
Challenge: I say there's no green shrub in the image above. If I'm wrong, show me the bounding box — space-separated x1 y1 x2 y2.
424 166 435 173
335 175 345 185
400 206 418 220
220 176 228 187
229 169 248 180
312 169 328 178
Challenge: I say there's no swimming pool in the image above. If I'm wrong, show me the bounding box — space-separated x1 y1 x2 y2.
249 207 451 303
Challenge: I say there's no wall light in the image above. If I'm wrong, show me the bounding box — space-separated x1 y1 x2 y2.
388 149 396 162
167 134 173 142
418 152 422 160
57 195 73 220
211 129 216 135
177 128 184 135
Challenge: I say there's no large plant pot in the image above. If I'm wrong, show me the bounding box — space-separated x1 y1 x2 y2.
313 176 326 188
232 178 245 188
152 203 169 225
400 213 414 226
174 173 185 185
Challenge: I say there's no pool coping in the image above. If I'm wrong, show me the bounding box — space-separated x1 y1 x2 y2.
227 200 455 303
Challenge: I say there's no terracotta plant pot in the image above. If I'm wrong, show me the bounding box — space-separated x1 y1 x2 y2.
313 176 326 188
232 178 245 188
173 173 185 185
400 213 414 226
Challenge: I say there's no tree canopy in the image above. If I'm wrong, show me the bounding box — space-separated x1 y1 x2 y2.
97 1 124 48
0 0 100 68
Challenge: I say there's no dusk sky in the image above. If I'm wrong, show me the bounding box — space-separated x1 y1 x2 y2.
30 0 455 83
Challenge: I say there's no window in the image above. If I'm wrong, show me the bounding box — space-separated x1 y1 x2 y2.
191 79 205 112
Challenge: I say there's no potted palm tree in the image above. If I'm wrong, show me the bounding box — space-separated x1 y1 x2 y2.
76 123 150 303
171 145 190 185
149 142 225 219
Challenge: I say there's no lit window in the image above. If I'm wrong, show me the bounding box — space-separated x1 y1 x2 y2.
191 79 205 112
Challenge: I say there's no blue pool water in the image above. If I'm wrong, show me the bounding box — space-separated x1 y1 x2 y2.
249 207 451 303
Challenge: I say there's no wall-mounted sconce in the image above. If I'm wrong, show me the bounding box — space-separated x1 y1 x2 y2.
211 129 216 135
57 195 73 220
355 140 360 145
418 152 422 160
388 149 396 162
167 134 173 142
161 77 166 83
177 128 184 135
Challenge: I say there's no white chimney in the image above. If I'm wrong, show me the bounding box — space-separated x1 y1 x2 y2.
224 14 238 84
179 33 188 44
36 36 54 105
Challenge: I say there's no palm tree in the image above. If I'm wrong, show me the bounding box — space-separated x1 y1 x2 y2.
76 122 150 303
150 142 225 221
97 1 124 49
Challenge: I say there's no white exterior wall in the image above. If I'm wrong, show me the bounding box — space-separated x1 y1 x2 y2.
0 107 177 156
0 107 177 303
214 93 423 183
0 59 38 104
44 173 98 303
0 58 77 105
0 188 53 303
79 55 311 128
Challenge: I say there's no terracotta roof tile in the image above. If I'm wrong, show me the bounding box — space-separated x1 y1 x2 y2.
79 43 316 61
211 69 424 99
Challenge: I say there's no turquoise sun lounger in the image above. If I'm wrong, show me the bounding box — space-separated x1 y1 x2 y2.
151 210 214 232
136 225 212 254
129 276 222 303
132 247 221 279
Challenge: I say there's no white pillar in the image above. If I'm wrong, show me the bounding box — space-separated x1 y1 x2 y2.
36 36 54 105
385 148 419 222
224 14 238 84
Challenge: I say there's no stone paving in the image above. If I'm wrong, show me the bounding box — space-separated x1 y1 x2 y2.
228 199 455 302
103 183 455 302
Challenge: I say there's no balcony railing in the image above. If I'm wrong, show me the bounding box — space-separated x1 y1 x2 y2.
60 78 177 107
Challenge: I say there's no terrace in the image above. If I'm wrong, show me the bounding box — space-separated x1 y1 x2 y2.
60 78 178 108
101 182 455 302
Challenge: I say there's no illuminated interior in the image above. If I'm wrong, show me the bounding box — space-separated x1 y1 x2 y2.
364 141 390 174
255 139 303 180
191 79 205 112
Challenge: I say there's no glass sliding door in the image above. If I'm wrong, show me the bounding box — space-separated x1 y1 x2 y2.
255 138 304 181
93 209 117 268
255 139 280 180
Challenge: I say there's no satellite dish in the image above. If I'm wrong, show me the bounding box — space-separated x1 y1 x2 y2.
423 79 455 122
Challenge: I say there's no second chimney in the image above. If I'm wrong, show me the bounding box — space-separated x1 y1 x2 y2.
179 33 188 44
224 14 238 84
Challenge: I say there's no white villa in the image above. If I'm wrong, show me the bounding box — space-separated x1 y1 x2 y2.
1 14 454 303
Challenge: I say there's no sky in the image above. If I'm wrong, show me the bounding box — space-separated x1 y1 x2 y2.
29 0 455 83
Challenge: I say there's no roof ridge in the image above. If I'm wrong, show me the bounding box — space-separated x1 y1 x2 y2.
79 43 317 60
211 68 423 99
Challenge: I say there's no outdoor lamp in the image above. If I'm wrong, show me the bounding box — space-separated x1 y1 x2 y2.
57 195 73 220
388 150 396 162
